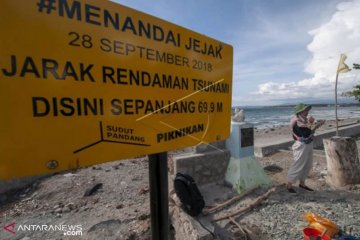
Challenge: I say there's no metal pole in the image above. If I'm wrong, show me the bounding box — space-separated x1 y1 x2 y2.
335 72 339 136
148 152 169 240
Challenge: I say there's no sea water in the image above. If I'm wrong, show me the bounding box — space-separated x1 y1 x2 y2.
235 105 360 129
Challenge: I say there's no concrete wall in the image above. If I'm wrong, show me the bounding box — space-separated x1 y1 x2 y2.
169 141 231 239
173 149 230 186
255 123 360 157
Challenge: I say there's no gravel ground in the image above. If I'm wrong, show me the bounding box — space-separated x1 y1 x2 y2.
1 136 359 240
234 149 360 240
0 157 153 240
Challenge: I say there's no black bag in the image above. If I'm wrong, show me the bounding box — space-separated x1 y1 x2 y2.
174 172 205 216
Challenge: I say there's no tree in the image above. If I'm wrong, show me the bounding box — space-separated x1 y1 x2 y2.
341 63 360 102
342 85 360 102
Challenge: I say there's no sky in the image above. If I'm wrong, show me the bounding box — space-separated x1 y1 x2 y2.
114 0 360 106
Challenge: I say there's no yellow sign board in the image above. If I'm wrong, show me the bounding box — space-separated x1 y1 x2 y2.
0 0 233 179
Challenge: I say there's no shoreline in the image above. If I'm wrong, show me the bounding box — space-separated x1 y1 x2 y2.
254 116 360 129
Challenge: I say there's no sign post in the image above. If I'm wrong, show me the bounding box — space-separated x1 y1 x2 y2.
148 152 169 240
0 0 233 180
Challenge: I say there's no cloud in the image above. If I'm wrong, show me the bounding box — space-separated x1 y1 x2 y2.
245 0 360 105
306 1 360 78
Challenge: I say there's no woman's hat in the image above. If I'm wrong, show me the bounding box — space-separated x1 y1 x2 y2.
294 103 312 114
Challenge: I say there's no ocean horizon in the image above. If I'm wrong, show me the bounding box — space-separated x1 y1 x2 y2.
233 103 360 129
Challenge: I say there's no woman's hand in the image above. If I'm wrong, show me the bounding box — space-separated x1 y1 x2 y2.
300 135 313 144
308 116 315 124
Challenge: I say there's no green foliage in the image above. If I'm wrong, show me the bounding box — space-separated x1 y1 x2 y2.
342 63 360 102
352 63 360 101
343 84 360 102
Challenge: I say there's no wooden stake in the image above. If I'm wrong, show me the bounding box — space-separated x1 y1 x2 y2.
203 186 259 215
213 187 276 222
229 216 249 240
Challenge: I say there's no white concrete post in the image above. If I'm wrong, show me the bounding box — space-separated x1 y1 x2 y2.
225 122 272 193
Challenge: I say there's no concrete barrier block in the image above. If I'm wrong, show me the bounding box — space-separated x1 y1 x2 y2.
195 141 226 153
173 150 230 186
